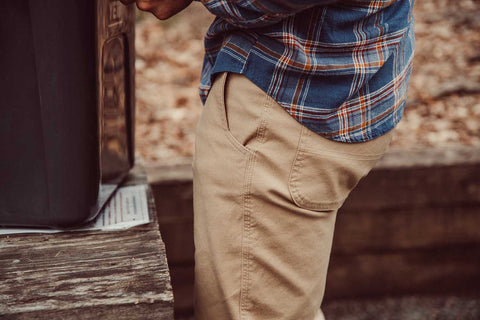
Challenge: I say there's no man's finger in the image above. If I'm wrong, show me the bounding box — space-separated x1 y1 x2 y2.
136 0 162 11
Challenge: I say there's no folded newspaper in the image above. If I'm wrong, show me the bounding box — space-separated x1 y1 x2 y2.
0 185 150 235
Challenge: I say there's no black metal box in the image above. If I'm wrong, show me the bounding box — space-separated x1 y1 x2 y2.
0 0 135 227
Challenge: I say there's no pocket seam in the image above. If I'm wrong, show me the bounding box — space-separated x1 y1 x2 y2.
288 127 347 211
288 126 386 212
255 93 272 145
289 148 346 211
298 148 383 161
218 72 256 156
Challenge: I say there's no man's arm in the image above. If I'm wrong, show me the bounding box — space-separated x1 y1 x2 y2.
199 0 339 28
120 0 338 25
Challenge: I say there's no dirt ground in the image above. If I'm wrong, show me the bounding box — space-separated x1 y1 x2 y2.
134 0 480 165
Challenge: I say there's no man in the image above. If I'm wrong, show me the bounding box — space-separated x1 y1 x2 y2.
121 0 415 319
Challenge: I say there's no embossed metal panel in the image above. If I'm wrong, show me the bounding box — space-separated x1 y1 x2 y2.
96 0 136 213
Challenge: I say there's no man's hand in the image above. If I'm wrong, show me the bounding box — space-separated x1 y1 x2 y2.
119 0 193 20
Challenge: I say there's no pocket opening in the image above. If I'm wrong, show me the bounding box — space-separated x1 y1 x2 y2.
219 72 270 155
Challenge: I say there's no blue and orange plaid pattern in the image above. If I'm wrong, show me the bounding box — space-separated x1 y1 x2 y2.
198 0 415 142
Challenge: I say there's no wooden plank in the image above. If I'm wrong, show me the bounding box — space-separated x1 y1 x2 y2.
168 264 195 317
325 246 480 299
0 166 174 319
149 159 480 261
151 179 194 266
333 206 480 254
146 162 193 184
376 147 480 168
344 162 480 211
344 147 480 211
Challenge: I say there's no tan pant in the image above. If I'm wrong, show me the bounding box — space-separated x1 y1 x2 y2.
193 72 392 320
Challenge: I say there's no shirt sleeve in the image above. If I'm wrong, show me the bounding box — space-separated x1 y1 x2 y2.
199 0 338 28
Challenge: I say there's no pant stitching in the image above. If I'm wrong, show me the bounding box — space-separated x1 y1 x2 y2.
240 80 269 319
240 152 257 320
256 92 272 144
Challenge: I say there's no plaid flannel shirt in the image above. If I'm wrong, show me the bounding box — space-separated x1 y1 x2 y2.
199 0 415 142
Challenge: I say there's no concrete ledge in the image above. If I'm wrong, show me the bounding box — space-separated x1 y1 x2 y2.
148 147 480 314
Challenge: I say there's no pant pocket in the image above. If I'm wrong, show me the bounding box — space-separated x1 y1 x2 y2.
288 127 392 211
218 72 270 154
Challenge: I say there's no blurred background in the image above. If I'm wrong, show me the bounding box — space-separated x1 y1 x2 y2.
134 0 480 319
134 0 480 166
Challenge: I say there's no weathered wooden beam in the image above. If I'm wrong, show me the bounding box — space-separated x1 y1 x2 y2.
344 161 480 211
333 206 480 254
326 246 480 299
0 167 174 319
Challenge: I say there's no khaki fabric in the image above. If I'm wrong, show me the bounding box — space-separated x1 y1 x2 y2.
193 72 393 320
